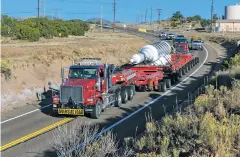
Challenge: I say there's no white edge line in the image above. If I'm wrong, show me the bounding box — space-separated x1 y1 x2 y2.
1 104 52 124
1 46 209 126
97 46 208 132
70 46 209 152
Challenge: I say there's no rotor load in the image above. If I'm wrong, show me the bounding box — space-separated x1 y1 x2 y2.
130 41 172 66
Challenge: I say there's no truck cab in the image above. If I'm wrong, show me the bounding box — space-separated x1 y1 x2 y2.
174 38 190 53
52 58 135 119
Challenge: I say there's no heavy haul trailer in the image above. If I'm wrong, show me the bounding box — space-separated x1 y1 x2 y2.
122 41 199 92
52 58 137 119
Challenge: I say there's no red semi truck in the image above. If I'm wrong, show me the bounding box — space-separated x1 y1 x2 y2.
49 41 199 119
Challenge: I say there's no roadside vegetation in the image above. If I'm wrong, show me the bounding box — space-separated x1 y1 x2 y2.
169 11 219 28
1 15 89 41
52 52 240 157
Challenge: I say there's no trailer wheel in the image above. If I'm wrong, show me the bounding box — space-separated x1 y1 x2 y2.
185 66 188 74
182 67 186 75
190 61 193 68
91 100 102 119
121 88 128 104
196 57 199 63
166 79 171 88
188 63 191 71
178 69 182 78
115 91 122 107
160 81 167 92
127 86 134 100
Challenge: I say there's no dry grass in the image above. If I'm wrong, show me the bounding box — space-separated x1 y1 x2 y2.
52 120 133 157
1 31 147 94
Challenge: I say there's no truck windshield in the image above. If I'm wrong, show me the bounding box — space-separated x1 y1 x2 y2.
175 38 187 43
69 68 98 79
192 40 201 43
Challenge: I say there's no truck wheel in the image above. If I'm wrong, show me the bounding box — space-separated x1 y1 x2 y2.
121 88 128 104
115 91 122 107
127 86 134 100
132 85 136 95
91 100 102 119
166 79 171 88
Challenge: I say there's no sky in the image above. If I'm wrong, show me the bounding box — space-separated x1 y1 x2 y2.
1 0 240 23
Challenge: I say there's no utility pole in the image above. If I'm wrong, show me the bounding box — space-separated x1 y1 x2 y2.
150 7 152 24
141 14 143 23
37 0 40 18
43 0 45 17
145 8 147 23
156 8 162 30
113 0 116 32
101 6 103 32
210 0 214 33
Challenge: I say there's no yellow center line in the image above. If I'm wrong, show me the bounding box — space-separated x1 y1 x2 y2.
0 117 74 152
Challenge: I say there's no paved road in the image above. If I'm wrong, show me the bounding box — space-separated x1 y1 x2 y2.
1 30 220 157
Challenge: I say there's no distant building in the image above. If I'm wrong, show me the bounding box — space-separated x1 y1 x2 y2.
214 4 240 32
215 20 240 32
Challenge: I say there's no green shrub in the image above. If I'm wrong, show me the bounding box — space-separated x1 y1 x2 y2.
1 15 89 41
15 24 40 41
1 59 12 80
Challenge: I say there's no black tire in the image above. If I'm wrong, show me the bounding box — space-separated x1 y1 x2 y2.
190 61 193 68
160 81 167 92
132 85 136 95
193 59 196 66
51 110 59 117
184 66 188 74
182 67 186 75
178 69 182 78
121 88 128 104
127 86 134 100
139 85 146 92
171 75 175 85
196 57 199 63
166 79 171 88
91 100 102 119
115 91 122 107
188 63 191 71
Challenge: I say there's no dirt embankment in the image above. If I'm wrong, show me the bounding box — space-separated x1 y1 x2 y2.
1 30 148 111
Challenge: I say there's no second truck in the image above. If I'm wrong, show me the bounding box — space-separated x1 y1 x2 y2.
46 41 199 119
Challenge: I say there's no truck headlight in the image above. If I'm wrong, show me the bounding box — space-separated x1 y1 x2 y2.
53 104 57 108
87 98 93 102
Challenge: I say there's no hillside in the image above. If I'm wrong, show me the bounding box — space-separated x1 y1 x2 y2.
1 29 148 112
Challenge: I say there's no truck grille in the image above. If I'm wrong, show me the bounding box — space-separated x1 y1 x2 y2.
60 86 83 103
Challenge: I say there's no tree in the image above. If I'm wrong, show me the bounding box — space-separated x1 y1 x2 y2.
200 19 211 27
171 11 184 21
187 15 202 22
213 14 218 22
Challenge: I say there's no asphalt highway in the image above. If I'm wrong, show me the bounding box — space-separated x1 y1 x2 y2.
1 29 220 157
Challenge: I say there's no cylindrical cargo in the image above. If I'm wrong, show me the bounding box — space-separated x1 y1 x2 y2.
130 41 172 66
225 4 240 20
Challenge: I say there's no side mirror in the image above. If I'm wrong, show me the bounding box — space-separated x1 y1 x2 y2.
95 77 101 91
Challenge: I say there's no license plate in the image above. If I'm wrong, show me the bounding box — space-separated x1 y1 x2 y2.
58 109 84 115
